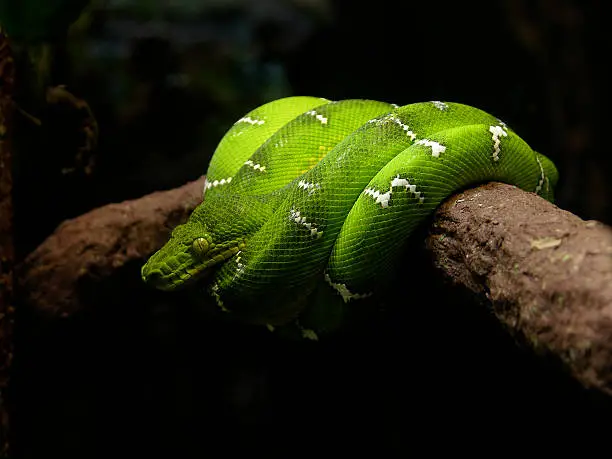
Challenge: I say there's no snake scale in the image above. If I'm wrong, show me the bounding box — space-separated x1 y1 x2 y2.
141 96 559 339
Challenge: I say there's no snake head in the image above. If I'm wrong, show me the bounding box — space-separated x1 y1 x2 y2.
142 192 272 291
141 219 245 291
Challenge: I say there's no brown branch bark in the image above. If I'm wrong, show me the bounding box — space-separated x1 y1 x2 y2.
17 177 205 317
427 182 612 395
0 29 15 458
16 178 612 396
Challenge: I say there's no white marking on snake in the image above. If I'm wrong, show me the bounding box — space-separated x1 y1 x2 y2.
305 110 328 124
388 114 417 140
364 175 425 208
415 139 446 157
210 283 229 312
244 160 266 172
234 251 244 276
324 273 372 303
431 101 448 110
496 118 507 127
235 116 265 126
297 180 321 195
534 155 546 194
489 124 508 162
289 208 322 238
363 188 392 208
205 176 232 190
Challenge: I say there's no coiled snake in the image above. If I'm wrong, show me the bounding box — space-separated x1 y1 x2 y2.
142 97 558 338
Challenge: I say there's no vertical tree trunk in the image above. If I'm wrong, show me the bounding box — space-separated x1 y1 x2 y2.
0 28 15 458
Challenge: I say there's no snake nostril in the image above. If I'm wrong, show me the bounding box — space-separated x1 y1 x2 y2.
143 268 162 285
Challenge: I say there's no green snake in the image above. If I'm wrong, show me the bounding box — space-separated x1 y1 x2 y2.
141 96 559 338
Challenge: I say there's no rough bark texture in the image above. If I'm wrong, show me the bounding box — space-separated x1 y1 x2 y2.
17 178 205 317
427 182 612 396
0 29 14 458
16 178 612 397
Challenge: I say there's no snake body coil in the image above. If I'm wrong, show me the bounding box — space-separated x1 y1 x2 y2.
142 97 558 337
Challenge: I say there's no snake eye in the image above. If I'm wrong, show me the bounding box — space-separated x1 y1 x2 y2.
192 237 209 256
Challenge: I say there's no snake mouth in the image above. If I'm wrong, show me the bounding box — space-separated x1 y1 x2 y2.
142 261 214 291
142 240 245 291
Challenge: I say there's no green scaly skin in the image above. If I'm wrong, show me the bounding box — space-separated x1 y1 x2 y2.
142 97 559 338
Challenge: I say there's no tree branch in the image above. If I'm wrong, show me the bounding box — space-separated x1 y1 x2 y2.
17 177 205 316
0 28 15 458
16 179 612 396
427 182 612 395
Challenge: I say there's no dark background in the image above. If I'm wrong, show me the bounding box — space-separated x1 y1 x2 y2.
6 0 612 457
